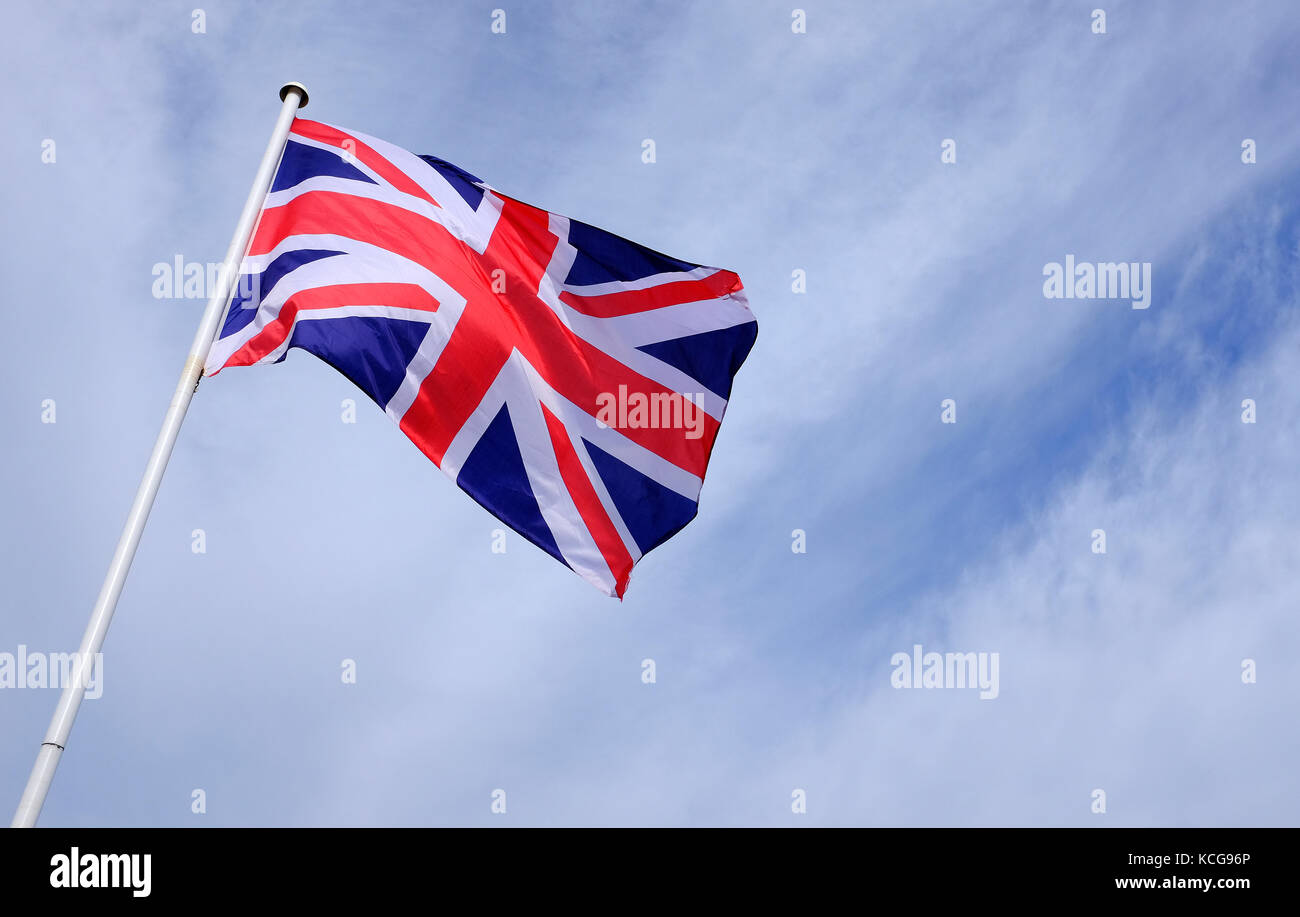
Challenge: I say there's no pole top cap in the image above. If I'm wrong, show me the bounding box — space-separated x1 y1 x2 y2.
279 82 310 108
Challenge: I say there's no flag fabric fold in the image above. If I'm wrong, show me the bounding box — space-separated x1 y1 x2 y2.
206 118 757 597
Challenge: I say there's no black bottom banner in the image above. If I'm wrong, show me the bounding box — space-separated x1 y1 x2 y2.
0 827 1282 903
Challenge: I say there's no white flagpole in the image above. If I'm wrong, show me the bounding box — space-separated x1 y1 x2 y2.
10 82 310 829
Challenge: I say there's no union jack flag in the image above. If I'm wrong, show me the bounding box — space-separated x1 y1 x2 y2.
206 119 757 597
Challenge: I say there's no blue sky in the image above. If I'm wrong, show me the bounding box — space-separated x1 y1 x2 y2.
1 0 1297 826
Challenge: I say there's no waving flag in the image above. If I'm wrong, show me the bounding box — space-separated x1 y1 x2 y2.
206 119 757 597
